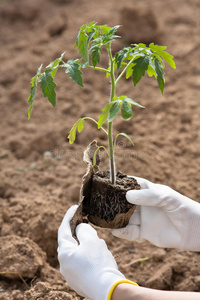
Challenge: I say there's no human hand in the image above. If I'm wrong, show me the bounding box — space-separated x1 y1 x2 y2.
58 205 131 300
112 177 200 251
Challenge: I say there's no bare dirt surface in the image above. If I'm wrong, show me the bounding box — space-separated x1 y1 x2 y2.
0 0 200 298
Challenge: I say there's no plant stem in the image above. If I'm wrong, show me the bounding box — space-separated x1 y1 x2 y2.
87 65 109 73
115 56 136 85
83 117 108 135
108 45 116 184
93 145 110 166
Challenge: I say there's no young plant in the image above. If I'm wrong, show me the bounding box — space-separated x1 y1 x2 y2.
28 21 176 184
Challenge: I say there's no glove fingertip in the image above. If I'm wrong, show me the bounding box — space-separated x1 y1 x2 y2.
126 190 141 204
76 223 98 242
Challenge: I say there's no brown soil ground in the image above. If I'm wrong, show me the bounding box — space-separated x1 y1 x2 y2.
0 0 200 298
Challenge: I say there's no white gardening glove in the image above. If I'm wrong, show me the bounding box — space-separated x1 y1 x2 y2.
112 177 200 251
58 205 135 300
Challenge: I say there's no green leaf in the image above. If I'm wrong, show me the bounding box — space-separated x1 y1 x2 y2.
65 59 83 87
77 118 84 133
149 43 176 69
87 29 95 44
67 118 85 144
152 53 165 68
102 25 120 45
100 24 112 34
68 124 77 144
132 55 149 86
113 95 126 101
36 64 43 76
27 83 37 118
30 74 38 87
46 52 66 78
108 102 120 122
115 49 128 70
28 83 37 103
155 59 165 94
28 102 33 119
124 97 144 108
98 103 112 128
45 69 53 76
108 25 120 36
40 72 57 107
147 62 156 77
76 31 89 62
27 65 43 118
91 46 102 67
126 63 135 79
121 100 133 120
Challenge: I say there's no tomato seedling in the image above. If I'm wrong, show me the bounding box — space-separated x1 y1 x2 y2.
28 22 176 184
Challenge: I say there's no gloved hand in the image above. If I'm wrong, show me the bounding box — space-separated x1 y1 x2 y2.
57 205 137 300
112 177 200 251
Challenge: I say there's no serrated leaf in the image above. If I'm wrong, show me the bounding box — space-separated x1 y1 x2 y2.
98 103 112 128
77 31 89 63
149 43 176 69
65 59 83 87
100 24 111 34
40 73 57 107
155 59 165 94
108 102 120 122
102 25 120 45
77 118 84 133
91 46 102 67
121 100 133 120
132 55 149 86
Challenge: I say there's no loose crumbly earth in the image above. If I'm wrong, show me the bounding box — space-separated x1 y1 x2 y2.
0 0 200 298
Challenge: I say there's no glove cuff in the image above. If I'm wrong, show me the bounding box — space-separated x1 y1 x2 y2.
107 279 138 300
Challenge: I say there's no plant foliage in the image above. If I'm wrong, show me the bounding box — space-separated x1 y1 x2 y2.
27 22 176 183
